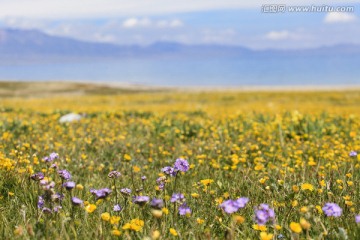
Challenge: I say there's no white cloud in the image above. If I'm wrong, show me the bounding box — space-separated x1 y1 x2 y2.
122 17 183 28
324 12 357 23
122 17 151 28
265 30 291 40
156 19 183 28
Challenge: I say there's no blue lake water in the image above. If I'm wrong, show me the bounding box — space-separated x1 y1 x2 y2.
0 56 359 86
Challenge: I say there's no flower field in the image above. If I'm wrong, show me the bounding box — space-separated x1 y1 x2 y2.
1 87 360 239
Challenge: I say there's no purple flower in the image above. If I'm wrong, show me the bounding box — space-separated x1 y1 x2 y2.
49 152 59 161
30 172 44 181
113 204 122 212
141 176 147 181
254 204 275 225
220 200 239 214
150 198 164 209
356 215 360 223
71 197 83 206
42 181 55 190
235 197 249 208
158 183 165 190
63 181 76 190
219 197 248 214
37 196 44 209
58 169 71 180
322 203 342 217
90 188 112 200
50 163 58 169
53 206 62 213
43 152 59 162
174 158 190 172
156 176 166 183
350 151 358 157
162 166 176 176
179 203 191 215
108 171 121 178
120 188 132 196
133 196 150 206
170 193 185 203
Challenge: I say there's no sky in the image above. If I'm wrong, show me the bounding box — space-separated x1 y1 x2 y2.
0 0 359 49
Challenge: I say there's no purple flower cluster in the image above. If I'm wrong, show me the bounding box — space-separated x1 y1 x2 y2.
322 203 342 217
349 151 358 157
30 172 44 181
120 188 132 196
356 215 360 223
161 158 190 177
108 171 121 178
220 197 249 214
113 204 122 212
133 196 150 206
58 169 71 180
150 198 164 209
90 188 112 200
43 152 59 162
255 204 275 225
179 203 191 215
171 193 185 203
161 166 176 177
63 181 76 190
156 176 166 190
174 158 190 172
71 197 83 206
37 195 61 213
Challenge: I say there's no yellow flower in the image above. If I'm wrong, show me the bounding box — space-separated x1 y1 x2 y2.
111 229 122 236
316 205 323 214
275 225 282 230
291 200 298 207
300 218 311 230
110 216 121 225
301 183 314 191
122 218 144 232
85 204 97 213
292 185 299 192
253 224 267 231
191 193 200 198
162 207 169 215
8 192 14 197
76 184 84 190
124 154 131 161
300 206 308 213
200 179 214 186
232 215 245 224
133 165 141 173
290 222 302 233
101 212 111 221
169 228 178 236
197 218 205 224
260 232 274 240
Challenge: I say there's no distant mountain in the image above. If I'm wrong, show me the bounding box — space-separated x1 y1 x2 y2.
0 28 359 64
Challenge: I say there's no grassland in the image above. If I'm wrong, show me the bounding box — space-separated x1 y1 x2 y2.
1 81 360 239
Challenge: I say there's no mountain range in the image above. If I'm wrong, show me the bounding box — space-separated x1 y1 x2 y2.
1 28 360 64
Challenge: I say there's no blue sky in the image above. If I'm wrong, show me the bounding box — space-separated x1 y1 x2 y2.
0 0 359 49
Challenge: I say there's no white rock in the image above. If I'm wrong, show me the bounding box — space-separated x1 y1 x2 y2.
59 113 82 123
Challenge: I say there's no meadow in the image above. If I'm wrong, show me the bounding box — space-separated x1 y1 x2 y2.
1 82 360 239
